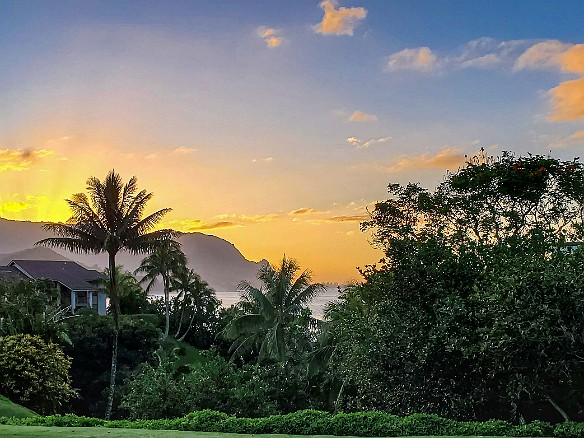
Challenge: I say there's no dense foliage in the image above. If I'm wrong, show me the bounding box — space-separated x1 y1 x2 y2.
223 256 324 363
0 280 73 344
62 313 160 418
325 152 584 422
0 334 76 414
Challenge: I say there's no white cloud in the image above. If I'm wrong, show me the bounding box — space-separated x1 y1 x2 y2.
252 156 274 163
513 40 573 71
313 0 367 36
348 111 377 122
386 47 438 72
385 38 531 73
346 136 391 149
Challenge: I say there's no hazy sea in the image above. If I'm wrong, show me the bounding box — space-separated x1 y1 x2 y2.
149 287 341 320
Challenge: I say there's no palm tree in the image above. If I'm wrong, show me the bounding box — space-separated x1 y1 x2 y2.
223 256 325 363
36 170 177 419
171 268 218 341
100 266 149 314
135 240 187 341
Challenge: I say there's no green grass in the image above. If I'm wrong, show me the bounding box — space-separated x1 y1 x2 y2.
160 337 205 368
0 396 37 418
0 427 509 438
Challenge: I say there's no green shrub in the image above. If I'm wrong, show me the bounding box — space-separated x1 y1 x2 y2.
454 419 513 436
555 422 584 438
331 411 401 436
510 420 554 437
183 409 229 431
0 334 76 414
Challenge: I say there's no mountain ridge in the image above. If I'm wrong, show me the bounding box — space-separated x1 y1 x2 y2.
0 218 266 291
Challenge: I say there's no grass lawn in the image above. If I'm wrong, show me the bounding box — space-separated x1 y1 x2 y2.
0 427 514 438
0 395 37 418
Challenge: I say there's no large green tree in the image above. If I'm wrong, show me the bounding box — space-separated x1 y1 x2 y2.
135 240 187 341
327 152 584 421
36 170 177 419
224 256 324 363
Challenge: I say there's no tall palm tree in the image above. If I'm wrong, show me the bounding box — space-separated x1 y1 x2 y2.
223 256 325 363
171 268 218 341
36 170 177 419
135 240 187 341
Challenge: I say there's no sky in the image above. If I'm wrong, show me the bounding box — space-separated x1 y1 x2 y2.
1 1 583 283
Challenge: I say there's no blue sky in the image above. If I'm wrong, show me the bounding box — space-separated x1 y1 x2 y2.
0 1 583 282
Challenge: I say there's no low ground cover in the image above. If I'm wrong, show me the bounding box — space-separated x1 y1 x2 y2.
2 410 581 437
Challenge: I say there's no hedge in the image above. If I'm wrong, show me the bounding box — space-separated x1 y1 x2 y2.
0 409 579 437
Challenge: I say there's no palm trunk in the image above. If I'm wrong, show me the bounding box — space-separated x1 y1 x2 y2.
105 252 120 420
177 309 196 342
174 300 186 338
162 276 170 341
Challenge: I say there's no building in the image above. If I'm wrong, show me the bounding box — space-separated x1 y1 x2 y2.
1 260 107 315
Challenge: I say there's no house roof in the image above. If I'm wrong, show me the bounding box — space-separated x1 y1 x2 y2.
9 260 105 292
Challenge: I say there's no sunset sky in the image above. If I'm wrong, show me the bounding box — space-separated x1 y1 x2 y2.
1 1 583 283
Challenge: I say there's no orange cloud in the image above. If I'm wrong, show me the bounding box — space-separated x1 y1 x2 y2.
314 1 367 36
386 147 466 172
386 47 437 72
348 111 377 122
550 44 584 121
257 27 283 48
0 149 54 172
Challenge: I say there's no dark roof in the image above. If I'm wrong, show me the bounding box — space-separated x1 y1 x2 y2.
0 265 28 283
9 260 105 291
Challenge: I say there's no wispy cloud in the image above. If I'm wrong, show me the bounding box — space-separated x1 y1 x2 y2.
386 47 438 72
288 207 328 215
214 213 279 223
324 214 368 223
162 219 242 232
385 147 466 172
347 136 391 149
348 111 377 122
386 38 531 73
257 26 283 48
172 146 198 155
549 130 584 149
0 149 54 172
313 0 367 36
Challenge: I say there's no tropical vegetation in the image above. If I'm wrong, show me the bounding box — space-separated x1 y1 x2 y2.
36 170 178 418
1 153 584 431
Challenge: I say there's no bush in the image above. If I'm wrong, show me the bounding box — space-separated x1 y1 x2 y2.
0 334 76 414
0 409 581 437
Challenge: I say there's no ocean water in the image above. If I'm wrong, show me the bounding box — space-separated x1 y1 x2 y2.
149 287 341 320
